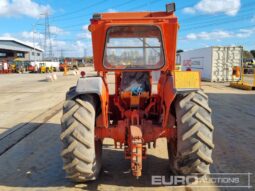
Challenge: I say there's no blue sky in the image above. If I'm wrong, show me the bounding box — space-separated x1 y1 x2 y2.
0 0 254 57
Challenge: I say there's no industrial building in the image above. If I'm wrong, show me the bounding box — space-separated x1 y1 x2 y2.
0 37 43 62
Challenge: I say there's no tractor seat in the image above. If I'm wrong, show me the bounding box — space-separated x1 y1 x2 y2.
120 72 150 95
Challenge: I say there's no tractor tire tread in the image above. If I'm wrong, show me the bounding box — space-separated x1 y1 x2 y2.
168 90 214 176
60 93 101 182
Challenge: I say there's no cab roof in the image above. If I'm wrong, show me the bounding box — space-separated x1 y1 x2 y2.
92 11 177 21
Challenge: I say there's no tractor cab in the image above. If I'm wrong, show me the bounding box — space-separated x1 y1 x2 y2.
103 25 163 108
88 10 179 117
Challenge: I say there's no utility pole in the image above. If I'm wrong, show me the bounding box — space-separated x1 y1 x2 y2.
84 48 87 58
31 19 43 72
39 32 43 54
32 24 36 62
61 49 63 59
43 12 53 60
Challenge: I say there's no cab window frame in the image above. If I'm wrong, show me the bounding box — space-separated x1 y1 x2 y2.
103 25 165 70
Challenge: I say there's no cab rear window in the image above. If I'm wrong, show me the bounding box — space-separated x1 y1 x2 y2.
103 25 165 70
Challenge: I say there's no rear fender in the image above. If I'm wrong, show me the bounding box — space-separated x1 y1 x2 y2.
161 71 201 128
68 77 109 128
161 75 176 128
172 71 201 92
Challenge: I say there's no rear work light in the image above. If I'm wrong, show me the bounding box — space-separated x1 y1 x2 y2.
93 13 101 20
166 3 176 13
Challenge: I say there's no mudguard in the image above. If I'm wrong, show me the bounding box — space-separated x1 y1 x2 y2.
172 71 201 92
76 76 104 95
69 76 109 128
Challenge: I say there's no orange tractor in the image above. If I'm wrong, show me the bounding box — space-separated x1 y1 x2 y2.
60 3 214 182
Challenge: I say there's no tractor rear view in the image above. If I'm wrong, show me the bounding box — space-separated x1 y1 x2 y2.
60 3 214 182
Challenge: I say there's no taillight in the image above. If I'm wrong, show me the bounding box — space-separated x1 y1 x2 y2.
80 71 86 78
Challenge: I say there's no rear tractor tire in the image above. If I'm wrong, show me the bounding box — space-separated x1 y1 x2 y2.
168 90 214 176
60 94 102 182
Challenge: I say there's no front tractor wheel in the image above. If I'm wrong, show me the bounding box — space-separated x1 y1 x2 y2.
60 95 102 182
168 90 214 176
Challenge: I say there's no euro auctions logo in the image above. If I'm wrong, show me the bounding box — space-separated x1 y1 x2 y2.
151 173 253 188
152 175 198 186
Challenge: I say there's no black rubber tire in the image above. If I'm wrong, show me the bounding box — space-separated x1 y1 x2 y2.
168 90 214 175
60 94 102 182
